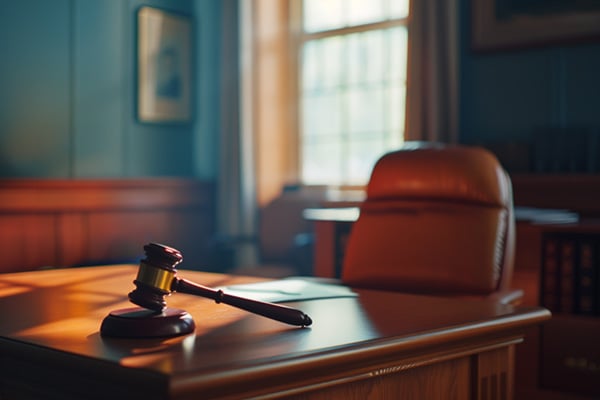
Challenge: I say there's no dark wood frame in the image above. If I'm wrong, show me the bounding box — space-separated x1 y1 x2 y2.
472 0 600 51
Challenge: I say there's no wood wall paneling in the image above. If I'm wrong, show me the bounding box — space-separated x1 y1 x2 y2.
57 213 89 267
0 179 215 273
0 215 58 273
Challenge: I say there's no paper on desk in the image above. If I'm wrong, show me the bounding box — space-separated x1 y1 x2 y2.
219 278 357 303
514 206 579 224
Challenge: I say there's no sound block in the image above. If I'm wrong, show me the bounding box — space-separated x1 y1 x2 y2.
100 307 195 338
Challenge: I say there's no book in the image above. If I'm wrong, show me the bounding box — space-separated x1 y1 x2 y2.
558 237 576 314
576 237 597 315
541 231 600 316
541 234 560 312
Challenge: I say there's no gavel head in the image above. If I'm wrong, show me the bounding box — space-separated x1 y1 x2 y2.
128 243 183 312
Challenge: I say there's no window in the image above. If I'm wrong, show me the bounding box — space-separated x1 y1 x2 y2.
247 0 411 205
298 0 410 185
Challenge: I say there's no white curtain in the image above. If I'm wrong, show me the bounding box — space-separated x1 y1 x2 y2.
218 0 258 268
405 0 460 143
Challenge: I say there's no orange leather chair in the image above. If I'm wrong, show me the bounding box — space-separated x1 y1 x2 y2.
342 142 522 304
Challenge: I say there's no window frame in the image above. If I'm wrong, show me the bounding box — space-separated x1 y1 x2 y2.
291 3 410 187
250 0 410 205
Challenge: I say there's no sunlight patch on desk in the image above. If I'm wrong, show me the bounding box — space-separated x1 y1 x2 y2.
120 352 176 372
0 281 32 297
15 317 99 342
65 291 120 304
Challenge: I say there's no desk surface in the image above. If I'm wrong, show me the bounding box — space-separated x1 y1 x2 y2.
0 265 550 399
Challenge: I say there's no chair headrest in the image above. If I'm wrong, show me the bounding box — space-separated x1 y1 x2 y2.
366 143 511 208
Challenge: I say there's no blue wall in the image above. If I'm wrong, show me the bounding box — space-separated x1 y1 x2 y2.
2 1 599 178
0 0 222 179
459 0 600 164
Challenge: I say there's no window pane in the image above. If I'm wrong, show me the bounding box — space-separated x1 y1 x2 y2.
302 36 344 91
388 27 408 81
302 40 320 92
388 0 410 19
347 86 385 135
347 139 386 184
388 83 406 137
302 139 343 184
345 34 363 86
303 0 344 32
347 0 385 26
363 31 385 84
300 2 408 186
302 92 342 137
346 31 385 86
304 0 408 32
320 37 344 89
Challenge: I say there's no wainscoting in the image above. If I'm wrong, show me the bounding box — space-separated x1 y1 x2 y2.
0 179 216 273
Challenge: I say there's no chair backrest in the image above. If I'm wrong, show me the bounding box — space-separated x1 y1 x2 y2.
341 142 516 297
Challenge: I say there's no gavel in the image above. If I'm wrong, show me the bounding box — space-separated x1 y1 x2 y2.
127 243 312 327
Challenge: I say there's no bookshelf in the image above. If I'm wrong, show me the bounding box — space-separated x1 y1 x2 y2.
499 172 600 399
539 226 600 398
540 230 599 317
513 221 600 400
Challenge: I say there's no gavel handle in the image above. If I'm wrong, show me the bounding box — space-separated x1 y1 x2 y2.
172 278 312 327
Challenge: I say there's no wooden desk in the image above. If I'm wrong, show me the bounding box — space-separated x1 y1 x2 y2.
303 207 359 278
0 265 549 399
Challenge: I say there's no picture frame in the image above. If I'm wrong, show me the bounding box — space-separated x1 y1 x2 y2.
472 0 600 51
137 6 192 124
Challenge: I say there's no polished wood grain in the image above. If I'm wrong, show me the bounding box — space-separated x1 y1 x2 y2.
0 179 215 273
0 265 550 399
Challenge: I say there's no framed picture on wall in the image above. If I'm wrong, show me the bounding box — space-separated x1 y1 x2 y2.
137 6 192 124
472 0 600 51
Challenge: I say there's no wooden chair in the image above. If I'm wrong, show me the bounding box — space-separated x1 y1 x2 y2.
342 142 522 304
